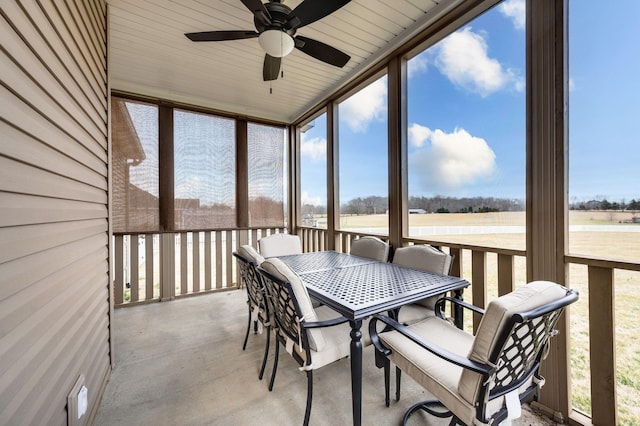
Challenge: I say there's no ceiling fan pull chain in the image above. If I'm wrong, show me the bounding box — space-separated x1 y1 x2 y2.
270 81 272 95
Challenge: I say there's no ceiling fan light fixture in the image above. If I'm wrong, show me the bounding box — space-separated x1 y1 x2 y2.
259 30 295 57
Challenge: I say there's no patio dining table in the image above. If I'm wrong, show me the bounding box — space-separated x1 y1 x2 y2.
277 250 470 426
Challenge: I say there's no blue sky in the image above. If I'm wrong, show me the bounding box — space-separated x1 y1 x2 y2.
301 0 639 206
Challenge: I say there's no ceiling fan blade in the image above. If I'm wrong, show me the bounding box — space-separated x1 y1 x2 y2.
294 36 350 68
263 54 281 81
240 0 272 27
285 0 351 30
185 30 258 42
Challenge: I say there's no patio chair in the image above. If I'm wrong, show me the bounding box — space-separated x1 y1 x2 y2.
369 281 578 425
392 244 453 325
233 245 270 380
350 236 390 262
258 233 302 258
258 258 369 426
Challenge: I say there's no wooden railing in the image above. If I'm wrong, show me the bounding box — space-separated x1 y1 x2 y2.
564 255 640 426
112 225 638 424
297 225 640 425
112 227 285 307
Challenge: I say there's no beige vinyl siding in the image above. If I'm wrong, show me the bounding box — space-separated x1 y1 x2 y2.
1 0 109 424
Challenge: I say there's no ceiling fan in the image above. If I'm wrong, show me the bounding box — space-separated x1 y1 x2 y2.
185 0 351 81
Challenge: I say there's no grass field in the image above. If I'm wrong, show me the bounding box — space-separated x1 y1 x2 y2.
336 210 640 424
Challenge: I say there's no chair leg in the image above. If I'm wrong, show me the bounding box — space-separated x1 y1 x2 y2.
242 305 251 350
384 358 390 407
401 400 453 426
268 339 280 391
258 325 270 380
374 349 390 407
395 366 401 401
303 370 313 426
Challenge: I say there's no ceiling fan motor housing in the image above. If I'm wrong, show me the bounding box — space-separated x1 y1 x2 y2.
255 2 297 36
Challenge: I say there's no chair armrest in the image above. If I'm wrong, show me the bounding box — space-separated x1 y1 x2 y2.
303 315 350 329
369 315 492 376
435 296 485 320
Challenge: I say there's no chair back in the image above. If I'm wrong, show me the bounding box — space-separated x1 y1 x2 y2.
258 233 302 258
233 247 269 321
350 236 390 262
392 245 452 275
458 281 579 421
259 258 325 352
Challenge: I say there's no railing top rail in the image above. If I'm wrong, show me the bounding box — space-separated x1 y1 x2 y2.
565 254 640 272
402 237 526 257
113 226 286 236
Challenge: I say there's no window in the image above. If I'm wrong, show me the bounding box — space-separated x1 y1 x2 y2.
299 112 327 229
406 3 526 251
338 75 389 235
247 123 287 227
174 110 236 230
111 97 159 233
568 1 640 421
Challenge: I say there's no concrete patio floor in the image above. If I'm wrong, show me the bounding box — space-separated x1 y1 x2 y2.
94 290 559 425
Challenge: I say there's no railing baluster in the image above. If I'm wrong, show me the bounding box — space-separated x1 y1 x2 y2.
145 234 154 300
161 233 175 301
130 234 139 302
114 235 124 305
215 231 222 289
226 230 233 287
471 250 487 332
193 232 200 293
449 247 462 278
204 232 212 291
180 233 188 295
588 265 617 425
497 253 514 296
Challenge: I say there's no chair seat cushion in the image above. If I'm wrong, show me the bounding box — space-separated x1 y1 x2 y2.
379 317 477 426
284 305 371 370
396 303 436 325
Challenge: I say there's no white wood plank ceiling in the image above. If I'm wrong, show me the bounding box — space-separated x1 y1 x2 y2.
108 0 459 123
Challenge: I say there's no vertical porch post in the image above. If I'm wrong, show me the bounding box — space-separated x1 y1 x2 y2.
526 0 570 419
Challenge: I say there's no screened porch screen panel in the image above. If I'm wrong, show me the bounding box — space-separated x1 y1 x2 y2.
247 123 286 227
111 97 160 233
174 110 237 230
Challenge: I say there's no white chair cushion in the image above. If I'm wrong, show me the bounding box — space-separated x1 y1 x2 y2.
458 281 569 405
238 244 264 265
396 303 436 325
350 236 390 262
393 245 451 275
380 317 477 425
276 305 372 370
258 234 302 258
260 258 326 351
393 245 452 309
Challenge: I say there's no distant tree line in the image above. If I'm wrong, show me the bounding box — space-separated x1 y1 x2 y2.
570 198 640 211
302 196 525 215
301 196 639 216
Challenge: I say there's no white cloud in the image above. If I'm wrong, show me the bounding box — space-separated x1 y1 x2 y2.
409 125 497 190
435 27 523 96
568 77 576 92
340 77 387 132
499 0 526 31
300 136 326 161
408 123 432 147
408 51 429 79
301 191 322 206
